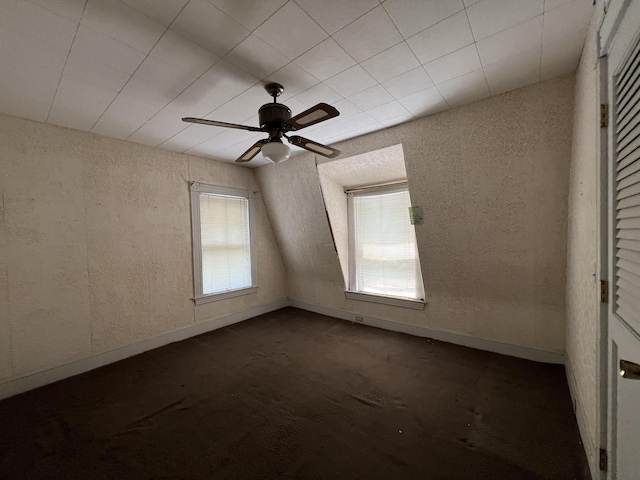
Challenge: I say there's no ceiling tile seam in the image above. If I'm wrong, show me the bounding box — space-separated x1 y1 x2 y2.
204 0 343 83
463 3 477 43
309 65 378 100
420 66 437 93
87 32 168 132
288 81 345 111
269 60 322 88
250 6 320 57
104 2 257 143
386 2 466 42
298 4 405 66
23 0 82 23
232 0 291 34
289 0 333 37
295 0 380 40
163 1 277 78
475 48 492 99
280 2 401 79
467 20 491 104
420 43 480 81
78 3 163 54
87 2 205 133
122 0 186 27
341 31 406 66
404 18 477 71
363 98 414 120
472 12 547 47
123 55 233 144
241 1 331 66
122 0 227 143
45 0 89 124
358 39 423 81
433 84 452 110
373 82 417 119
290 40 360 82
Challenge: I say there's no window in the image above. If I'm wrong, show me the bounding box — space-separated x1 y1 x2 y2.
190 182 257 305
347 184 424 309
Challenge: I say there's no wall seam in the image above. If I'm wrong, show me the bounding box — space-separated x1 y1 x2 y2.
82 148 94 354
1 192 14 376
188 155 196 326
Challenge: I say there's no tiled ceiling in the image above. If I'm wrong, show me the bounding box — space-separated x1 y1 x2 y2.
0 0 593 167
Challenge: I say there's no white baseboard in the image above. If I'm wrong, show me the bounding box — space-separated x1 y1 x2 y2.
0 299 288 400
1 297 566 401
289 299 565 364
565 358 599 480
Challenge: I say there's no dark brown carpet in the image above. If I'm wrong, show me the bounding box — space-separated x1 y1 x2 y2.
0 307 589 479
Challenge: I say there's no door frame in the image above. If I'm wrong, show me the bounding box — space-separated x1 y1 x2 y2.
596 46 609 480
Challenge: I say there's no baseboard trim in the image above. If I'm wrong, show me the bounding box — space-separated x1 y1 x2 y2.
0 298 566 400
0 299 288 400
289 299 565 364
565 358 599 480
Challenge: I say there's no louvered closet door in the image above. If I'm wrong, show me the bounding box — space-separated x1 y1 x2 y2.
615 35 640 333
608 9 640 478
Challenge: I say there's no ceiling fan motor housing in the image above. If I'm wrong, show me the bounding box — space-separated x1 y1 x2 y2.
259 103 292 130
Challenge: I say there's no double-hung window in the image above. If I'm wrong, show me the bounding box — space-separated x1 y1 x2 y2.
347 184 424 308
190 183 257 304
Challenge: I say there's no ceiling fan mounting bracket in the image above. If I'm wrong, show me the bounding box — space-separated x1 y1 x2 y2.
265 82 284 101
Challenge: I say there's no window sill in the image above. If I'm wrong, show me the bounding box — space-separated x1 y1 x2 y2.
345 291 426 310
193 286 258 305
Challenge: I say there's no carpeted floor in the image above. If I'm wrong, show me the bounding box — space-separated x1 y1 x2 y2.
0 307 589 479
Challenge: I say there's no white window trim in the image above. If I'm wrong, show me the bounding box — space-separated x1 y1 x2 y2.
190 182 258 305
345 290 425 310
347 183 426 309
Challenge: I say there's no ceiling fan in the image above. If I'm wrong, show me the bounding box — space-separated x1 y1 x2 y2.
182 83 341 164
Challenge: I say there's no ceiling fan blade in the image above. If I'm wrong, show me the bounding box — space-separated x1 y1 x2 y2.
288 135 341 159
284 103 340 130
182 117 262 132
236 139 268 163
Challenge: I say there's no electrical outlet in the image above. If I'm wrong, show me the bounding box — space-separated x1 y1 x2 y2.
355 315 364 323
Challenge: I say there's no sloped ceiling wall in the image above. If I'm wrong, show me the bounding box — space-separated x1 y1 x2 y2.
256 73 575 353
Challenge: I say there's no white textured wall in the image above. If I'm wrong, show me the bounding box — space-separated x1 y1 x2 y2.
565 5 603 476
257 75 575 353
0 113 287 383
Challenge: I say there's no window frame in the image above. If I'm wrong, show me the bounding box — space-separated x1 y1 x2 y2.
346 183 425 310
190 182 257 305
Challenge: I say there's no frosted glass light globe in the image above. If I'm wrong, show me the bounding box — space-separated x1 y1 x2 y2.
262 141 290 163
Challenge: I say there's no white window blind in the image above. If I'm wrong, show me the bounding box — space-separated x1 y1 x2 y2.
614 36 640 332
200 193 251 295
190 183 256 304
348 186 424 300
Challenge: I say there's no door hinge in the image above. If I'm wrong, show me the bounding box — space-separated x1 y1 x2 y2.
599 448 608 471
600 280 609 303
600 104 609 127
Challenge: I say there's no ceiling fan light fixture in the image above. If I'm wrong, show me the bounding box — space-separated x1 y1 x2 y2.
262 140 290 163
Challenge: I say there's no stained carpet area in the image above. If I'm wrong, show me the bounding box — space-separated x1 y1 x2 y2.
0 307 589 479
